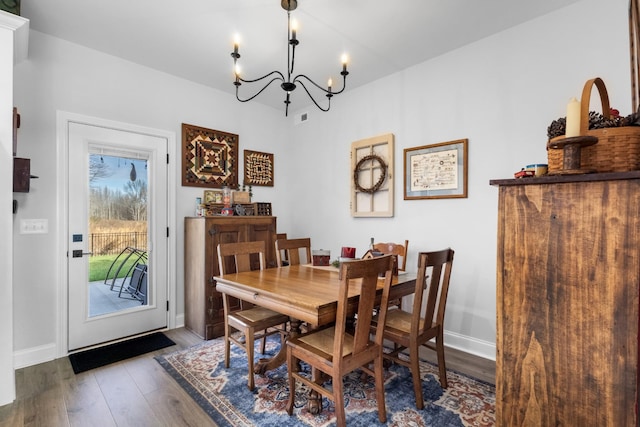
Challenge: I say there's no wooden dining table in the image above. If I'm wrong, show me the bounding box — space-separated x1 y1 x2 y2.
214 263 417 373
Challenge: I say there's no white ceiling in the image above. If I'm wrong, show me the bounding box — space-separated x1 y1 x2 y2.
21 0 583 114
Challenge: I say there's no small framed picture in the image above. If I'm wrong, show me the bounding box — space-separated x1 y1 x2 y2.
203 190 222 204
404 139 468 200
243 150 274 187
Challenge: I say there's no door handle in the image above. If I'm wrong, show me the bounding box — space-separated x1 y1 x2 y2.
71 250 93 258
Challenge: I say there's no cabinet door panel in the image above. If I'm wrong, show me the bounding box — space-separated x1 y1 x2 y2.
497 180 640 427
186 217 277 340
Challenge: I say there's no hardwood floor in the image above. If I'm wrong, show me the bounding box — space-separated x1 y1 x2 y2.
0 328 495 427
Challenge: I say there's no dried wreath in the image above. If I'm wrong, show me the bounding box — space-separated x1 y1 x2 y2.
353 154 388 194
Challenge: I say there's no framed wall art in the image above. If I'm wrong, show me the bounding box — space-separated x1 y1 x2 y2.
243 150 274 186
182 123 238 188
350 133 394 217
404 138 468 200
203 189 222 204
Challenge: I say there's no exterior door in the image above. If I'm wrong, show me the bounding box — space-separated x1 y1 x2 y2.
67 122 168 350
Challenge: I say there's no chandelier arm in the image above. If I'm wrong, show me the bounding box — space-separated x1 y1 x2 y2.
293 73 347 95
296 80 331 112
236 76 285 103
237 70 285 85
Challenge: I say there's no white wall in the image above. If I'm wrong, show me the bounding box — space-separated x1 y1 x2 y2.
10 0 630 370
12 30 288 363
282 0 630 357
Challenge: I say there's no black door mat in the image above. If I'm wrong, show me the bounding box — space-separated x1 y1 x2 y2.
69 332 175 374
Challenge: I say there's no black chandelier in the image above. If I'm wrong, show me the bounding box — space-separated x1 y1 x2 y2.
231 0 349 116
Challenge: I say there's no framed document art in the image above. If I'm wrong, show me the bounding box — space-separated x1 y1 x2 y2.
182 123 238 188
404 139 468 200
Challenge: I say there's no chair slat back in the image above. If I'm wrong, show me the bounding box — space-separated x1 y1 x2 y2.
276 233 288 263
373 240 409 271
334 255 394 358
275 238 312 266
217 241 266 274
412 249 455 334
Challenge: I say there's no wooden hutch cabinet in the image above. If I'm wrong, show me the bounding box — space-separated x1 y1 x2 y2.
184 216 277 340
491 172 640 426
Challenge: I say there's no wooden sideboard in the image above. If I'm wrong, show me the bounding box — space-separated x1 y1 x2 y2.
184 216 277 340
491 172 640 426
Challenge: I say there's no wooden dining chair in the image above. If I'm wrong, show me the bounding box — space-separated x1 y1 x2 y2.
286 254 395 426
369 239 409 309
373 239 409 271
275 237 312 266
275 233 288 265
217 241 289 390
372 248 455 410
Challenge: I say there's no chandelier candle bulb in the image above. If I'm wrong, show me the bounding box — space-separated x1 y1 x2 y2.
234 64 241 84
232 34 240 56
565 97 581 137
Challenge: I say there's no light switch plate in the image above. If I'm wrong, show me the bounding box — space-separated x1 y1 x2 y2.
20 219 48 234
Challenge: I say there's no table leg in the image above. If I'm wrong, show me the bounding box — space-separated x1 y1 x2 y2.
253 318 323 415
254 318 302 375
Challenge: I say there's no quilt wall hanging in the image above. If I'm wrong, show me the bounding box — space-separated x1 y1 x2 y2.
182 123 238 188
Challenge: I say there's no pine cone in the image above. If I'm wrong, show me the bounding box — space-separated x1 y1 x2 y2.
547 117 566 139
588 111 607 129
547 108 638 139
624 110 640 126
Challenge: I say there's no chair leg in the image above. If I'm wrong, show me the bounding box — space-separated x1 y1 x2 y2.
280 322 287 347
409 344 424 410
246 328 255 390
223 295 231 369
333 375 346 427
260 332 267 354
286 349 296 416
374 355 387 423
436 328 448 388
224 323 231 369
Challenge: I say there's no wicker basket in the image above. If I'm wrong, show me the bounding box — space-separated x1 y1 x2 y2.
547 78 640 173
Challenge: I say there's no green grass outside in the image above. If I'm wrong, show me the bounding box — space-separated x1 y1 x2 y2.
89 254 142 282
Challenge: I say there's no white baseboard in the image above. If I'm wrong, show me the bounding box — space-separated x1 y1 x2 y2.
14 343 57 369
15 314 187 369
175 313 184 329
444 330 496 361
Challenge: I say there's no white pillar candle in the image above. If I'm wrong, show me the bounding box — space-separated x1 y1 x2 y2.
565 97 581 137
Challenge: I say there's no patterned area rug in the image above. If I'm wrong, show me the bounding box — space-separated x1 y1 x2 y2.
155 336 495 426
